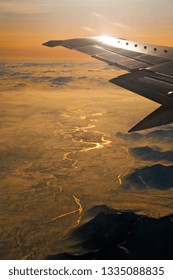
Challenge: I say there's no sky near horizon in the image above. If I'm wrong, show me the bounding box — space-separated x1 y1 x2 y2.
0 0 173 59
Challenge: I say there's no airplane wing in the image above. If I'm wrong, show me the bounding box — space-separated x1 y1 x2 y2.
43 36 173 132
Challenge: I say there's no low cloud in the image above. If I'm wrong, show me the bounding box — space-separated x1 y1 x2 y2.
51 76 73 85
1 61 114 90
116 131 143 141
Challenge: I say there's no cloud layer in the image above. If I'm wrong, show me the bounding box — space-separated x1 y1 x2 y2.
0 61 117 91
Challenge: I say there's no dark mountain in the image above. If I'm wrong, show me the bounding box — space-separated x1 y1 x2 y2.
46 206 173 260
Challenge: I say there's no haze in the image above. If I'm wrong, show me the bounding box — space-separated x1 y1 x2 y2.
0 0 173 58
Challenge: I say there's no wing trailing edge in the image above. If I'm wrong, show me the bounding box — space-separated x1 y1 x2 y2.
129 106 173 132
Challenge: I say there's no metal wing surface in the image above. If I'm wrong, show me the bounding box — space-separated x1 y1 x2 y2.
43 36 173 132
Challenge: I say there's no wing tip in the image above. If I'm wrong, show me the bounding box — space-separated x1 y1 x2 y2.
42 40 63 47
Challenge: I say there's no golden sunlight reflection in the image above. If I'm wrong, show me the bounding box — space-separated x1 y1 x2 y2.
118 174 122 185
73 195 83 225
1 61 173 260
49 195 83 224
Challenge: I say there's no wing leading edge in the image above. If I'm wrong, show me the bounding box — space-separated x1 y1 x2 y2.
43 36 173 132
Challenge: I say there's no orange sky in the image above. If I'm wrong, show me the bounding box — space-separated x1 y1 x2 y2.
0 0 173 59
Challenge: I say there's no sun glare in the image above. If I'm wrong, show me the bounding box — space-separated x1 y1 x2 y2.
95 35 118 46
